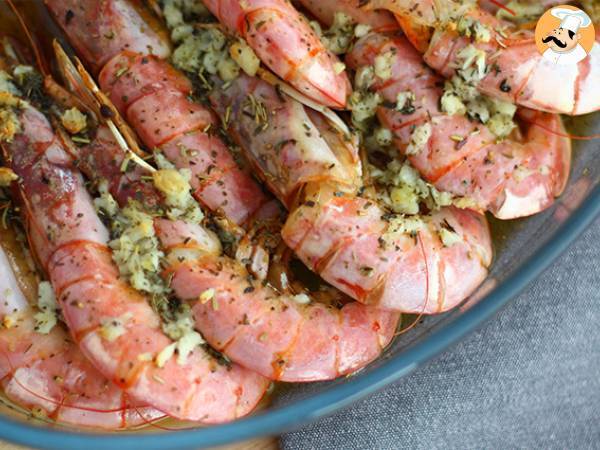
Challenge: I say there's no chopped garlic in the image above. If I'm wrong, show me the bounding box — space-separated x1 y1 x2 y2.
333 62 346 75
440 89 466 116
155 342 176 368
439 227 462 247
0 71 20 96
109 205 167 295
369 157 454 216
354 24 372 39
33 281 58 334
176 331 203 365
163 0 185 30
354 66 375 90
349 91 382 129
456 16 492 43
2 312 18 329
154 151 176 170
0 111 19 142
406 123 431 156
61 107 87 135
456 45 487 83
374 51 394 81
374 127 393 147
217 57 240 82
390 185 420 215
292 293 310 305
230 40 260 77
94 178 206 356
442 44 516 139
453 196 479 210
94 180 119 218
396 91 416 114
0 167 18 187
487 112 516 139
383 215 425 244
153 169 204 223
513 165 533 183
99 316 127 342
198 288 215 303
137 352 153 362
320 12 355 55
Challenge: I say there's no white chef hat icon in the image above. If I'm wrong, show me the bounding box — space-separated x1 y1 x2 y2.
551 7 592 34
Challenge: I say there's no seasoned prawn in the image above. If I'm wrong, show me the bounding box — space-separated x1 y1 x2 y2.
346 32 571 219
367 0 600 115
46 0 277 230
0 229 163 428
208 73 493 313
201 0 351 108
2 95 268 421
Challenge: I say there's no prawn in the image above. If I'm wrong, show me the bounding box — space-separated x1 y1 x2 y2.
0 227 164 428
45 0 278 230
207 73 493 313
0 86 268 422
366 0 600 115
346 32 571 220
201 0 351 108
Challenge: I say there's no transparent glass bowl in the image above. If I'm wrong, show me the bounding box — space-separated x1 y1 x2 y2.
0 4 598 444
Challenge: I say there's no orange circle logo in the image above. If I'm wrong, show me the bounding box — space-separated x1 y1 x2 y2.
535 5 595 65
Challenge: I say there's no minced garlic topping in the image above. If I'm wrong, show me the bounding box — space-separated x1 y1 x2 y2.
439 227 462 247
349 90 382 130
33 281 58 334
230 39 261 77
99 314 130 342
94 179 205 366
0 167 18 187
310 12 371 56
164 1 260 84
442 45 516 139
456 16 491 43
153 169 204 223
60 107 87 135
373 51 394 81
370 159 453 215
405 123 432 156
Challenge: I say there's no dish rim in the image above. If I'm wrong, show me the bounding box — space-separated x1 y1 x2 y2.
0 183 598 450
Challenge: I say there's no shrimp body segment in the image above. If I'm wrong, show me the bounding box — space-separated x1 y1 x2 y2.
346 32 571 220
44 0 171 74
5 103 268 422
202 0 351 108
167 254 399 382
0 237 162 428
209 74 493 313
370 1 600 115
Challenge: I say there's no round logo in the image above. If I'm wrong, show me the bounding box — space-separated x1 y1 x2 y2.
535 5 595 65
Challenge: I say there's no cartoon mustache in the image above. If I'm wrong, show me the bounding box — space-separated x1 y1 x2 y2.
542 35 567 48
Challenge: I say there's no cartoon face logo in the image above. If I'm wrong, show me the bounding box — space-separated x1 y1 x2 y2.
542 27 580 53
535 5 595 66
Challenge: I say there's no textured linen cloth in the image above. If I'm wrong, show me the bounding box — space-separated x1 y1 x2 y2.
281 217 600 449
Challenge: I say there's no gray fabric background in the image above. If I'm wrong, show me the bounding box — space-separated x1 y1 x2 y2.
281 217 600 449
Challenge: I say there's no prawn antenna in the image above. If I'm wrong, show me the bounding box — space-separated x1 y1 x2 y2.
5 0 49 76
